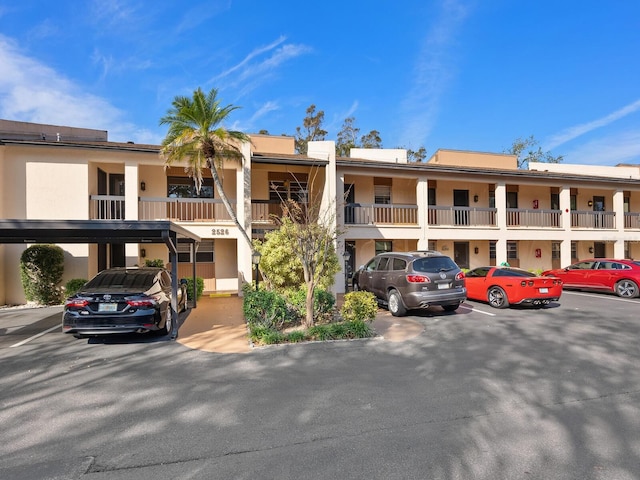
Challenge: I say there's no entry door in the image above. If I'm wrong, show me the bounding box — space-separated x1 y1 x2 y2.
594 242 606 258
344 184 355 224
593 196 605 228
453 190 469 225
454 242 469 269
345 241 356 289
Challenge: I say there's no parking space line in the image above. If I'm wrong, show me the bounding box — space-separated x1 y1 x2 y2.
563 291 640 304
458 304 496 316
10 323 61 348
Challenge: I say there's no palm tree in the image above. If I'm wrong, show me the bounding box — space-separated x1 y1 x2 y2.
160 87 253 250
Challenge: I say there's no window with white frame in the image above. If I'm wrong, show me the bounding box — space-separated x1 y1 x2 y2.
507 241 518 260
552 242 561 259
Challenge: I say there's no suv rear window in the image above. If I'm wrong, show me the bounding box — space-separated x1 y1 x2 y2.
412 256 458 273
85 271 157 289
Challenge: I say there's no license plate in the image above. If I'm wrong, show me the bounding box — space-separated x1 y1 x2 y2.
98 303 118 312
437 283 451 290
539 288 548 294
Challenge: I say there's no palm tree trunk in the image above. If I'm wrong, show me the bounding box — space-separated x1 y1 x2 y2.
207 160 253 251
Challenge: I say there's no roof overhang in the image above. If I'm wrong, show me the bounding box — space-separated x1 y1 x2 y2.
0 220 200 251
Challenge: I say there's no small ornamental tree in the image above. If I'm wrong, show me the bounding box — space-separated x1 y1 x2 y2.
20 244 65 305
260 191 341 328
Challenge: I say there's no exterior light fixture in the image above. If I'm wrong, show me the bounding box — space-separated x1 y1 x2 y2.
343 249 351 291
251 251 262 291
140 181 146 191
589 246 594 254
473 195 479 203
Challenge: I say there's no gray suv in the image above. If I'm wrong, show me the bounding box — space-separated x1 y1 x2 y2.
352 251 467 316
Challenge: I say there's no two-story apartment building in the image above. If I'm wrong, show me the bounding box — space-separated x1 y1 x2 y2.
1 119 640 305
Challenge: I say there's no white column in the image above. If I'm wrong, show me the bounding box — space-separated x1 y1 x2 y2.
124 162 139 264
495 182 507 264
613 189 626 258
416 176 429 250
237 142 252 294
559 187 572 266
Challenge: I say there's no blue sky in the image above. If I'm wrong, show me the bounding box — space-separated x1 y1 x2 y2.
1 0 639 165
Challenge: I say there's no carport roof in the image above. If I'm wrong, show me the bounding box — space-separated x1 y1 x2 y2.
0 219 200 248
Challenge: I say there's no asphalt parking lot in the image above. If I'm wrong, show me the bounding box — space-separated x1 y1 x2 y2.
1 291 640 479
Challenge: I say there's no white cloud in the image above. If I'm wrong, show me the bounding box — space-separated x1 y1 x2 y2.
398 0 470 148
0 35 157 143
208 36 312 94
546 99 640 150
250 101 280 124
562 130 640 166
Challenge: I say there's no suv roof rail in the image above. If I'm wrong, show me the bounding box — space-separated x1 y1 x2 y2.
408 250 443 256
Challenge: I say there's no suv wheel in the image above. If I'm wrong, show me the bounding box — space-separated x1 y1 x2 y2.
388 289 407 317
442 303 460 312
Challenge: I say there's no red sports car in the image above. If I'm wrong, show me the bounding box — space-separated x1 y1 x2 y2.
542 258 640 298
465 266 563 309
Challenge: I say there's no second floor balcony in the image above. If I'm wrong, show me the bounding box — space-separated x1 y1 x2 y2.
88 195 631 231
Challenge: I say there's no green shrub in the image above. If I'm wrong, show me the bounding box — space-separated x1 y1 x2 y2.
243 288 295 329
144 258 165 267
184 277 204 300
285 286 336 322
343 320 374 338
307 324 334 341
20 244 65 305
340 291 378 323
64 278 87 297
285 330 306 343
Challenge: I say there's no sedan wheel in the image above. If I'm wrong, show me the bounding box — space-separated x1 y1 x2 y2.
388 289 407 317
488 286 509 309
159 310 172 336
616 279 639 298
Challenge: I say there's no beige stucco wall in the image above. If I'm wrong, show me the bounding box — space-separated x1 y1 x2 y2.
428 149 518 169
529 161 640 179
250 134 295 155
350 148 407 163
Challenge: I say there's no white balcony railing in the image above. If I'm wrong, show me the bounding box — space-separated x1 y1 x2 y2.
88 196 627 232
506 208 562 228
90 195 125 220
344 203 418 225
625 212 640 229
138 197 233 221
570 210 615 229
428 206 497 227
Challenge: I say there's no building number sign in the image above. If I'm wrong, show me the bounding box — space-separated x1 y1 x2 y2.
212 228 230 236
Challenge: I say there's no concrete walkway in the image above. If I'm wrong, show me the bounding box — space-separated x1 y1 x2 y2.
176 295 424 354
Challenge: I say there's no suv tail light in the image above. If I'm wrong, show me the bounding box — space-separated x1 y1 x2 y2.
406 274 431 283
455 271 465 281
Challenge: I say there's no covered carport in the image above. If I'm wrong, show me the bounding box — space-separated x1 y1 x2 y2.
0 219 200 339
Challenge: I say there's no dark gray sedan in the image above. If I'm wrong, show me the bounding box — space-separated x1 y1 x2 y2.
62 267 186 338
